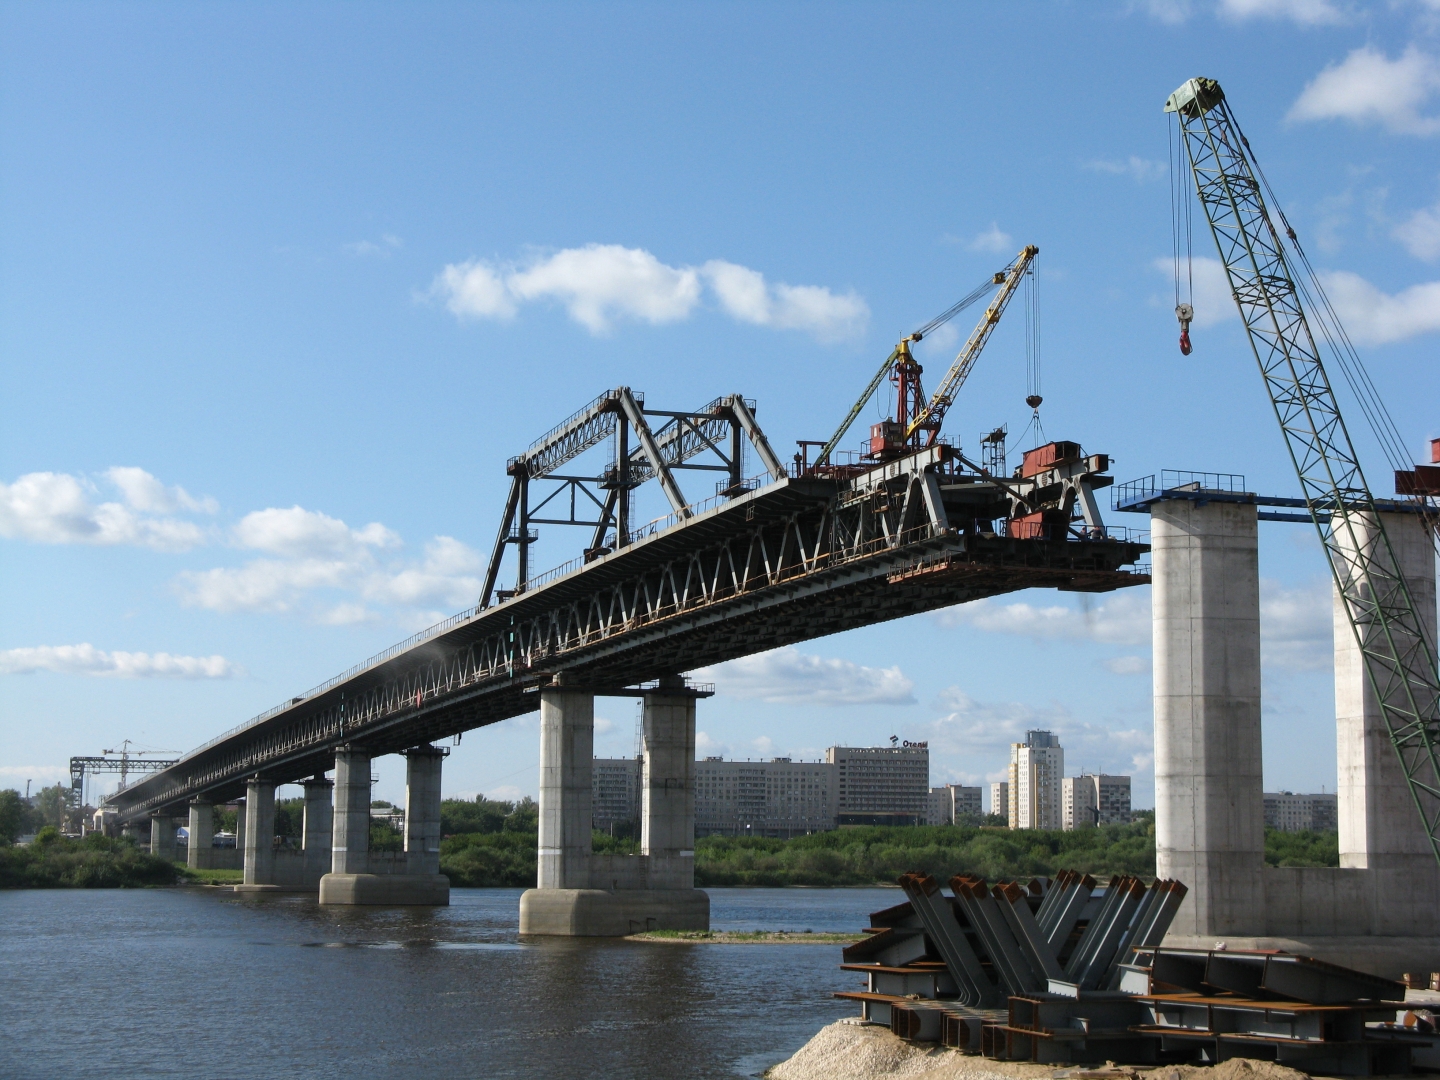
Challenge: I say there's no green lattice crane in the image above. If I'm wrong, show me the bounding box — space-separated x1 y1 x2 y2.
1165 77 1440 866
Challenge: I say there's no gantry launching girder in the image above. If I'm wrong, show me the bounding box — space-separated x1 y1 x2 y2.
100 385 1144 824
1167 76 1440 865
480 388 785 606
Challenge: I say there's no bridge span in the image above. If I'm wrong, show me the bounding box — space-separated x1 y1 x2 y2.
103 387 1146 920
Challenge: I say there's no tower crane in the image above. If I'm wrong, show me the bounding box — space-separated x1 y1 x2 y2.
813 245 1037 467
1165 77 1440 865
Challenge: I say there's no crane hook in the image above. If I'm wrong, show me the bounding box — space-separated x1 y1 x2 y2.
1176 303 1194 356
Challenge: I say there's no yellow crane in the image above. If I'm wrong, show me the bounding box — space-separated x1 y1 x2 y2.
813 245 1037 466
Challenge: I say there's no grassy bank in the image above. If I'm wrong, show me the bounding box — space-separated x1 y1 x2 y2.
437 818 1341 888
0 829 182 888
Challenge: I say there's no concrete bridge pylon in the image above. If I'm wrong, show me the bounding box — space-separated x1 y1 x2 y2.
1151 490 1440 977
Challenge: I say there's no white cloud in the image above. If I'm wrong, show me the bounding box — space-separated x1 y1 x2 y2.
1085 157 1166 182
344 234 402 258
1316 269 1440 344
1290 47 1440 136
0 469 211 552
1104 655 1152 676
936 589 1152 647
702 260 868 342
967 223 1013 253
1152 255 1238 329
697 647 915 705
233 506 400 560
1260 577 1333 671
1219 0 1344 24
1135 0 1193 24
431 244 866 341
1393 201 1440 260
0 644 236 679
0 765 70 785
487 785 524 802
436 260 517 319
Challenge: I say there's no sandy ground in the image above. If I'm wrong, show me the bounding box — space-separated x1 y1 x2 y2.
765 1021 1320 1080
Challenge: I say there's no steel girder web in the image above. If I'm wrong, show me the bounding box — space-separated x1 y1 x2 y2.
1167 77 1440 865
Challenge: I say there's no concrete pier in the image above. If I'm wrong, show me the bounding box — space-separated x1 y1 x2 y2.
186 800 213 869
238 779 278 891
234 796 245 855
302 777 333 887
1153 494 1440 976
403 747 445 877
319 746 448 904
520 676 708 935
1152 497 1263 937
150 814 178 862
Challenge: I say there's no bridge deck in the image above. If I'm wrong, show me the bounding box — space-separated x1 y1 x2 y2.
107 470 1147 821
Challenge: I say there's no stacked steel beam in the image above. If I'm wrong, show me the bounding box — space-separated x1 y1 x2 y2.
835 872 1433 1075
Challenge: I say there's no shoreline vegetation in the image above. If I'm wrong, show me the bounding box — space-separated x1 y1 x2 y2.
628 930 860 944
1 794 1341 889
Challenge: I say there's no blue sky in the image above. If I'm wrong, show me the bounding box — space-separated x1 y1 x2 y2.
4 0 1439 810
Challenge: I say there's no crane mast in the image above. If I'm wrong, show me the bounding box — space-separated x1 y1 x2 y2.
1166 77 1440 865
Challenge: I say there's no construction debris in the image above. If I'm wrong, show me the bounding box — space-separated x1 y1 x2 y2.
833 871 1435 1076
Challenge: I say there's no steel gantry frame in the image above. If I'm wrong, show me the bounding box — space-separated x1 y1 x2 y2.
480 388 786 605
1167 77 1440 865
102 391 1145 824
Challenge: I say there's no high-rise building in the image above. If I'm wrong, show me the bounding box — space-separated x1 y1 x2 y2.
1062 774 1132 829
827 743 929 826
592 757 642 831
694 757 837 838
928 784 983 825
1263 791 1338 833
1008 730 1064 830
990 781 1009 824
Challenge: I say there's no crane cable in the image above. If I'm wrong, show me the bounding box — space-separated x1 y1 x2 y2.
1170 112 1195 355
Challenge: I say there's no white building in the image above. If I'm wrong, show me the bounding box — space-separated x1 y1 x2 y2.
694 757 837 838
1263 791 1338 833
828 743 929 826
928 784 983 825
1008 730 1064 830
593 756 642 832
990 781 1009 824
1062 774 1132 829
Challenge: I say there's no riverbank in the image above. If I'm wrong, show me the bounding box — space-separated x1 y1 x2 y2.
628 930 859 944
766 1021 1315 1080
0 830 181 888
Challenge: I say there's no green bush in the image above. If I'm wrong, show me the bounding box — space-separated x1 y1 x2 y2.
1264 828 1339 868
0 832 182 888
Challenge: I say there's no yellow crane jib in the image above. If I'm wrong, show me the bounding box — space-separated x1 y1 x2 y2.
902 244 1037 445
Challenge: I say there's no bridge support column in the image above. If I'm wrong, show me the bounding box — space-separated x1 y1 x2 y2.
150 813 178 862
238 779 279 892
233 796 245 855
520 675 708 935
404 747 446 880
1152 497 1263 938
187 800 213 870
301 777 332 890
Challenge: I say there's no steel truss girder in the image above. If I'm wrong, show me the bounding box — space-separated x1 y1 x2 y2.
105 468 1145 822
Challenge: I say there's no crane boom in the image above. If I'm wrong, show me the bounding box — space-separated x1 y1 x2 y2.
905 244 1038 443
1167 77 1440 866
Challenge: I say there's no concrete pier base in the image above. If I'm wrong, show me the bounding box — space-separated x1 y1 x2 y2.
186 800 213 870
319 873 450 906
150 814 178 862
519 887 709 936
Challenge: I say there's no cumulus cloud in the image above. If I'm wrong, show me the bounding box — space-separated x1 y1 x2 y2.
1104 655 1152 676
0 468 212 552
1290 47 1440 135
967 223 1013 254
697 647 916 706
1085 157 1166 182
1316 269 1440 344
431 244 866 341
344 234 402 258
701 260 868 342
177 510 484 621
1218 0 1344 24
936 589 1153 647
1260 577 1333 671
1393 201 1440 261
0 644 236 679
922 688 1154 776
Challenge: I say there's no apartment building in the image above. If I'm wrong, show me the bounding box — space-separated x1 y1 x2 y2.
827 743 929 826
1008 730 1064 830
1263 791 1338 833
1061 774 1132 829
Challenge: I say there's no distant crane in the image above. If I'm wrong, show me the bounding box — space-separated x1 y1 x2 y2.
1166 76 1440 866
813 245 1038 467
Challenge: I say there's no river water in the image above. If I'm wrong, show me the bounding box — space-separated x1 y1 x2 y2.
0 887 892 1079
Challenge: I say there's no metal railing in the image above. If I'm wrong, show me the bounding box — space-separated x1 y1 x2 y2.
1112 470 1247 510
